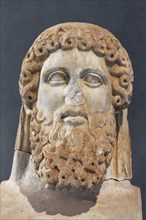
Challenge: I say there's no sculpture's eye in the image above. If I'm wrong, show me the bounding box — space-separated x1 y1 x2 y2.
48 71 67 86
83 73 103 88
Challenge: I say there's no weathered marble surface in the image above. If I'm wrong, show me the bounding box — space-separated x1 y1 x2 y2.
1 151 142 220
1 22 142 219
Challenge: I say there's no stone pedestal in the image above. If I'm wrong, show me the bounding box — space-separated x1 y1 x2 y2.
1 151 142 220
1 178 142 220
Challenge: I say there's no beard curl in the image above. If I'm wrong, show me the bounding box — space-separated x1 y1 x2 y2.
30 105 116 190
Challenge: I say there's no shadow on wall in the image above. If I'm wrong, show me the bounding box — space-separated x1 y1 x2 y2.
20 180 100 216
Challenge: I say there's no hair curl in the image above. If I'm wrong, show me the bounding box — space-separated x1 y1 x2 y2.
19 23 133 110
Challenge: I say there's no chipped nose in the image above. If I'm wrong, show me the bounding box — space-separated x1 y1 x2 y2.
65 91 85 105
63 84 85 105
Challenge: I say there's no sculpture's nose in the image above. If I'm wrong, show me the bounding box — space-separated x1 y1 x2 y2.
63 82 85 105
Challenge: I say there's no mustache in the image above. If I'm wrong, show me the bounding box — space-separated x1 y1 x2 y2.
48 105 95 145
54 105 90 122
61 110 88 121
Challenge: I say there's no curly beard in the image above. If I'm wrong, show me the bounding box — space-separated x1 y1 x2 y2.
30 105 116 190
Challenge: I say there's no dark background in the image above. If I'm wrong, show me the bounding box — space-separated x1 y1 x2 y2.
1 0 145 218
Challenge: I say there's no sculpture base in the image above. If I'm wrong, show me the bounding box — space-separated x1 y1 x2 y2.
1 179 142 220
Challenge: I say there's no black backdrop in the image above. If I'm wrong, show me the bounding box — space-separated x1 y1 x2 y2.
1 0 145 217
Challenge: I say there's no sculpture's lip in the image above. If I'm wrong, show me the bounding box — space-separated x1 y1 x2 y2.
61 110 88 126
62 116 87 126
61 110 88 121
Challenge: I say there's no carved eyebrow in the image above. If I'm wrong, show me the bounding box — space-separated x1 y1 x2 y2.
42 67 70 82
42 67 108 84
80 68 108 84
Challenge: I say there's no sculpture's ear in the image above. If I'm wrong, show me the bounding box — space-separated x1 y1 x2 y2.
15 105 31 153
105 108 132 180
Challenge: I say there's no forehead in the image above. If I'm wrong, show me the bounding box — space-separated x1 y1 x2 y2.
41 49 109 75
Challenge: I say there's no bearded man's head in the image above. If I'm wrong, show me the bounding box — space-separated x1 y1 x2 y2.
18 23 133 190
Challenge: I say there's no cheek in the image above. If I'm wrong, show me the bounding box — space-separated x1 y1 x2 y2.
37 85 65 112
83 85 112 113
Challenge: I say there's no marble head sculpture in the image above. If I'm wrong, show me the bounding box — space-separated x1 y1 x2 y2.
16 23 133 190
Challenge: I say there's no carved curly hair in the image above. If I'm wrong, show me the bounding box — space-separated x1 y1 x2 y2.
19 23 133 110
